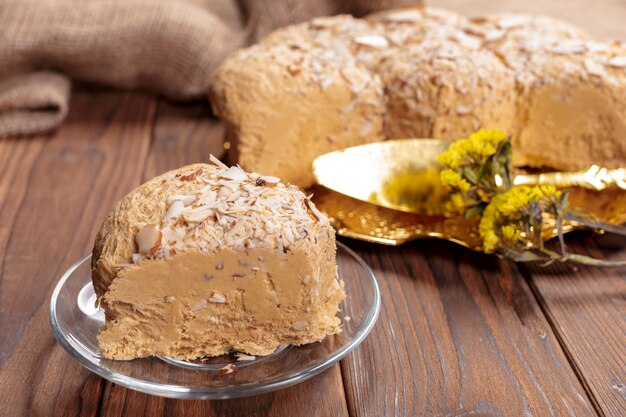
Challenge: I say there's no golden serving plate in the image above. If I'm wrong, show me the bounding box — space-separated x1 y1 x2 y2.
311 139 626 249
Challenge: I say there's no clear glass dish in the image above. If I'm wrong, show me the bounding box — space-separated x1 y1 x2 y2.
49 242 381 399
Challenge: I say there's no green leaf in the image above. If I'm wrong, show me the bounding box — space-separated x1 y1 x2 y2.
566 213 626 236
493 138 513 188
502 249 550 262
462 166 479 184
465 205 485 219
565 254 626 267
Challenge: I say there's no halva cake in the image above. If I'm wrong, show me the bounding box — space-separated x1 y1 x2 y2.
209 7 626 187
91 157 345 360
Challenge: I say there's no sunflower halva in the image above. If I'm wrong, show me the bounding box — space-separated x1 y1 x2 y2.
91 157 344 360
210 7 626 187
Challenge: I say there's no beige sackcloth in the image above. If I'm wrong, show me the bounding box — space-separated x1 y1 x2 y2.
0 0 419 137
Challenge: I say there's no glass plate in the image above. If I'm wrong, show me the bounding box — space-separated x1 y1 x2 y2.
49 243 381 400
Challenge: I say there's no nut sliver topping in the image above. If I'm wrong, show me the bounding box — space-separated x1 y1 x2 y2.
135 225 161 255
353 34 389 48
608 56 626 68
163 200 185 221
209 292 226 303
220 166 247 181
292 321 308 330
183 206 214 222
132 157 328 264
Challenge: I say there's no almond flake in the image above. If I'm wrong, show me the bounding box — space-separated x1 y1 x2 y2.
180 169 203 182
585 41 610 53
608 56 626 68
415 103 437 118
164 295 176 303
353 34 389 48
547 42 586 55
163 200 185 221
209 292 226 303
383 10 423 22
209 154 228 169
183 206 214 222
292 321 308 330
304 197 327 224
136 224 161 255
456 104 472 115
218 363 237 376
256 175 281 186
236 353 256 361
496 15 530 29
584 59 607 77
320 77 335 90
220 166 247 181
287 64 301 76
168 194 196 204
192 299 208 312
484 30 505 42
453 32 481 49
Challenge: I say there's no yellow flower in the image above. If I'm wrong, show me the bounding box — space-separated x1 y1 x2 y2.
436 147 463 169
501 225 520 241
478 185 560 253
468 129 508 148
440 169 471 191
437 129 508 169
482 230 500 253
446 193 466 213
478 210 498 252
486 185 559 218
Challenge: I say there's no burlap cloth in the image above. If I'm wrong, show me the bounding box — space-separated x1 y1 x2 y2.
0 0 419 137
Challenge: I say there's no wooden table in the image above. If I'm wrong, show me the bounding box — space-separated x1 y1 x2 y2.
0 88 624 417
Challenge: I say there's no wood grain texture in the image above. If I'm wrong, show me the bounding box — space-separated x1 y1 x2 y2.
0 136 46 310
522 234 626 417
97 99 350 417
340 238 598 417
0 90 156 417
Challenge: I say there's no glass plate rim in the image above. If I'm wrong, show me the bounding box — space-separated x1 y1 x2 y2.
49 242 381 399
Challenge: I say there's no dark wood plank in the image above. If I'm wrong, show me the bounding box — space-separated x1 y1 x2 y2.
98 100 350 417
142 100 226 179
522 234 626 417
340 239 599 417
0 90 157 417
100 366 348 417
0 136 46 294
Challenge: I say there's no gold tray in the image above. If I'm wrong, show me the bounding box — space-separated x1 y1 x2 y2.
311 139 626 249
312 185 626 249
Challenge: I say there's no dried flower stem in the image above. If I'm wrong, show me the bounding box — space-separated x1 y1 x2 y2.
437 129 625 267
